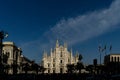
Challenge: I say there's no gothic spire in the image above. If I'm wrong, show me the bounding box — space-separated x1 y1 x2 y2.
56 39 59 48
51 48 52 53
70 48 73 54
50 48 52 56
43 49 47 58
64 42 67 48
70 48 73 57
76 51 79 57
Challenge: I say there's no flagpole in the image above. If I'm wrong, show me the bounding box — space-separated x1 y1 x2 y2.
104 45 106 56
100 51 101 65
98 45 101 65
110 45 112 54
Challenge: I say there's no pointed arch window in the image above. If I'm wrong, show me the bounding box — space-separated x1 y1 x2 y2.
60 60 62 63
60 51 62 57
53 64 55 67
53 58 55 62
48 63 50 67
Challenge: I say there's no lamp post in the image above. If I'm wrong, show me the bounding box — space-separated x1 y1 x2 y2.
0 31 8 74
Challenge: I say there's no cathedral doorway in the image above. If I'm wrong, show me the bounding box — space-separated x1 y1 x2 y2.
60 68 63 73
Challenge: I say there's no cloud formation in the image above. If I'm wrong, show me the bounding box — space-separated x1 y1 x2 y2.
45 0 120 45
21 0 120 62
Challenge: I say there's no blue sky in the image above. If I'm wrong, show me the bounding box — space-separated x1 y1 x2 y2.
0 0 120 64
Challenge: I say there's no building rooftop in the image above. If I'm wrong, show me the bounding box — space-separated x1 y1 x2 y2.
107 53 120 55
3 41 15 45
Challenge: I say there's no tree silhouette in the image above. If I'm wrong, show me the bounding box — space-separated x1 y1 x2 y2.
105 62 120 74
4 64 10 74
75 62 84 73
39 66 46 74
75 54 84 73
2 53 9 64
11 62 18 74
67 64 75 73
78 54 83 61
31 61 39 74
86 65 94 74
2 53 9 74
22 63 30 74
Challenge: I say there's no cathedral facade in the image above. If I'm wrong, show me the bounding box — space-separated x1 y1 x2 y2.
42 40 79 73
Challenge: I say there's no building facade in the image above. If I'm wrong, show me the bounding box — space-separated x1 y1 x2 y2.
104 54 120 64
2 41 22 74
2 41 34 74
42 40 79 73
2 41 38 74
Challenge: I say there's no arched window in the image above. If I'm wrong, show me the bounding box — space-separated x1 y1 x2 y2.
68 58 70 62
111 57 113 62
118 57 119 62
6 52 10 58
48 70 50 73
2 50 4 54
53 64 55 67
48 63 50 67
53 58 55 62
53 70 55 73
3 52 10 63
114 57 116 62
60 51 62 57
60 60 62 63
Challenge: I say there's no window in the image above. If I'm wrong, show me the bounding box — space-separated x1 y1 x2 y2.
53 58 55 62
60 52 62 57
53 70 55 73
53 64 55 67
118 57 119 62
3 52 10 63
48 70 50 73
48 63 50 67
6 52 10 58
115 57 116 62
68 58 70 62
111 57 113 62
2 50 4 54
60 60 62 63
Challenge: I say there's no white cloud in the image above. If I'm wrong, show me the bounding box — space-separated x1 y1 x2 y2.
20 0 120 62
45 0 120 45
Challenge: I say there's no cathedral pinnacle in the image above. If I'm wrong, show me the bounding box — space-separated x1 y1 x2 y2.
64 42 67 48
76 51 79 57
70 48 73 54
51 48 52 52
56 39 59 47
43 49 47 58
